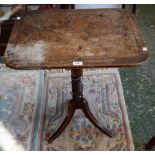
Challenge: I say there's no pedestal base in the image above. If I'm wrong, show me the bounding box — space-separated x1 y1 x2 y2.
48 69 117 143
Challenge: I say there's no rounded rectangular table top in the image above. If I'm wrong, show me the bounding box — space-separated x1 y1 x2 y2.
4 9 149 69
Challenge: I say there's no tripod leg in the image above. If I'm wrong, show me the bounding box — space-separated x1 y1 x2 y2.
81 99 117 137
145 136 155 150
48 100 75 143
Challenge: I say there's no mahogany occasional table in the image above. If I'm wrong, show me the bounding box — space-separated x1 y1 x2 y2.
4 9 149 143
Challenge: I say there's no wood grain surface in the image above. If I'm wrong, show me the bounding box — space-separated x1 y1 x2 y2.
4 9 149 69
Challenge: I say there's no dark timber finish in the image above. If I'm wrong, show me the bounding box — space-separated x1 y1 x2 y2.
145 136 155 150
4 9 149 69
48 69 116 143
4 9 149 143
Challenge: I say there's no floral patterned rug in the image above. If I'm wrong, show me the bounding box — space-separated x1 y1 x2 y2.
39 69 134 151
0 68 134 151
0 70 44 151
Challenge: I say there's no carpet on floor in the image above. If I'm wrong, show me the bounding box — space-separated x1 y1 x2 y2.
39 69 134 151
0 68 134 151
0 70 44 151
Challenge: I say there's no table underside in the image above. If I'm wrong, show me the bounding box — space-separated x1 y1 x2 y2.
4 9 149 69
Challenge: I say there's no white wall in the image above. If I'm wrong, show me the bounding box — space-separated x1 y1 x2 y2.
75 4 122 9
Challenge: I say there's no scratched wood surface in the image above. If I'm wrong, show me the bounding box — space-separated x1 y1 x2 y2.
4 9 149 69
